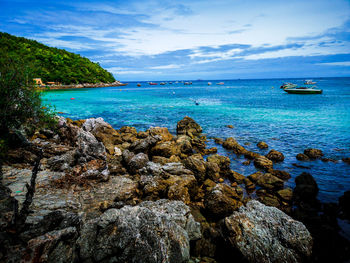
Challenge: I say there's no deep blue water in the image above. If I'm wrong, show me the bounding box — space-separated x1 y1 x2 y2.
42 78 350 202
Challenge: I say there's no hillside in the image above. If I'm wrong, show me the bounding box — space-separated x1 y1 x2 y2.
0 32 115 84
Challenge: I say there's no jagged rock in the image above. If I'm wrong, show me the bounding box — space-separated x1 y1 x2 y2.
75 129 106 161
165 174 197 204
175 135 193 155
47 151 75 171
342 157 350 165
152 155 181 165
296 153 310 161
207 154 230 171
122 149 135 165
127 153 149 174
77 200 201 263
304 148 323 159
176 117 202 138
257 141 268 149
220 200 313 263
162 162 193 176
149 127 173 141
119 126 138 143
222 137 247 155
293 172 319 205
254 156 273 170
266 149 285 162
22 227 79 263
129 135 161 153
151 141 181 158
243 177 256 192
248 172 284 190
204 184 243 219
183 154 207 182
205 162 220 182
228 170 245 184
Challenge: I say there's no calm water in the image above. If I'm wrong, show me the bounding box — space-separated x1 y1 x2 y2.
42 78 350 202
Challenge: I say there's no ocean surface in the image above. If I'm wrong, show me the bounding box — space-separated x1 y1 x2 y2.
42 78 350 202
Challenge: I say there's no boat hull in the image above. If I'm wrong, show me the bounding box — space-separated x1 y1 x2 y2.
284 89 322 94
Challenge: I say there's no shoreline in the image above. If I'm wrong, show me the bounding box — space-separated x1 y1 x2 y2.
1 116 349 262
37 81 127 91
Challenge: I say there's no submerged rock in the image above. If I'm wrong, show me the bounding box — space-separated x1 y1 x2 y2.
77 200 201 263
220 200 312 263
266 149 285 162
253 156 273 170
296 153 310 161
222 137 247 155
304 148 323 159
257 141 268 149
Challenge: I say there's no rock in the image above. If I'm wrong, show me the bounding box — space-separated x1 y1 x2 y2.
256 189 281 208
75 129 106 161
127 152 149 174
77 200 201 263
23 227 78 262
149 127 173 141
119 126 138 143
7 149 37 165
162 162 193 176
175 135 193 155
304 148 323 159
129 135 161 153
122 149 135 165
269 169 291 180
151 141 180 158
222 137 247 155
165 174 197 204
248 172 284 190
277 188 293 202
204 184 243 219
253 156 273 170
244 151 261 160
342 157 350 165
226 125 234 128
207 154 230 171
257 141 268 149
201 147 218 156
82 117 122 154
183 154 207 182
243 177 255 192
339 191 350 219
296 153 310 161
213 137 224 145
266 149 285 162
321 158 337 163
176 117 202 137
293 172 319 205
46 151 75 171
228 170 245 184
205 162 220 182
220 200 313 263
242 160 251 165
137 131 149 139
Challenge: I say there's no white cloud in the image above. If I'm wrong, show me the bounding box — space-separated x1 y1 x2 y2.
317 61 350 66
149 64 182 69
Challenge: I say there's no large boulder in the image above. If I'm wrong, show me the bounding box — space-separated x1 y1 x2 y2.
175 135 193 155
222 137 247 155
220 200 313 263
207 154 231 171
204 184 243 219
77 200 201 263
149 127 173 141
248 172 284 190
151 141 181 158
266 149 285 162
304 148 323 159
176 117 202 138
129 135 161 154
127 152 149 174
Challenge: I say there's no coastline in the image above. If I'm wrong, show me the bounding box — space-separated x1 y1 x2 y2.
1 116 349 262
37 80 127 91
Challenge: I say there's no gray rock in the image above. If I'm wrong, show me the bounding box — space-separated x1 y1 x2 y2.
82 117 109 133
128 152 149 174
75 129 106 161
77 199 201 263
221 200 312 263
129 135 161 153
47 150 75 171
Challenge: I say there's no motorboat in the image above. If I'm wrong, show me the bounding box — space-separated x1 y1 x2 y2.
217 82 224 85
304 79 316 85
208 82 212 85
280 83 297 89
283 86 322 94
160 82 166 85
149 82 157 85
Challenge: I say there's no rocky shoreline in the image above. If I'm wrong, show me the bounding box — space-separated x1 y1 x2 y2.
1 116 349 262
38 81 127 90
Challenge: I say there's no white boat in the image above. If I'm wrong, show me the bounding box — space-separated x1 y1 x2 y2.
217 82 224 85
208 82 212 85
304 79 316 85
284 86 322 94
280 83 297 89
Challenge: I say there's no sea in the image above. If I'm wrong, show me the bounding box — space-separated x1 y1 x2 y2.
42 78 350 203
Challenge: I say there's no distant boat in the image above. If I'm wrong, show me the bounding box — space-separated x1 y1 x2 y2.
284 86 322 94
304 79 316 85
280 83 297 89
217 82 224 85
160 82 166 85
184 82 192 85
137 83 141 87
208 82 212 85
149 82 157 85
168 82 173 84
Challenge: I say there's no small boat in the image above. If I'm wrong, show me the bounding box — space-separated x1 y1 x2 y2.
208 82 212 85
304 79 316 85
160 82 166 85
217 82 224 85
137 83 141 87
280 83 297 89
184 82 192 85
168 82 173 84
149 82 157 85
284 86 322 94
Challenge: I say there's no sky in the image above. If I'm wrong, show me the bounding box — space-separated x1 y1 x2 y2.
1 0 350 81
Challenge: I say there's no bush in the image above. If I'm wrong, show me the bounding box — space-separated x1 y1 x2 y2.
0 55 56 154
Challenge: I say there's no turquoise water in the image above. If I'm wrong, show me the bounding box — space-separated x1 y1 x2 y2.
42 78 350 202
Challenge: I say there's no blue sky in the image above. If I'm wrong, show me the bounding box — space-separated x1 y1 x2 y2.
1 0 350 81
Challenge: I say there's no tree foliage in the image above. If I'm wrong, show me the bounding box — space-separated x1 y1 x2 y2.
0 32 116 84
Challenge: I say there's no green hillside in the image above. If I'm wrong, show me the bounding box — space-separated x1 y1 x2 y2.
0 32 115 84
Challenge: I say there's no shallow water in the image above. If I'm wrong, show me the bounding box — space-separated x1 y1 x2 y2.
42 78 350 202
